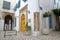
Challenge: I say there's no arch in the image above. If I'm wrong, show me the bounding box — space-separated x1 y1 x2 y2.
4 15 12 30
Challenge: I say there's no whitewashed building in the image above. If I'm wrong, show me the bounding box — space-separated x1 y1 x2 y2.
13 0 60 36
0 0 60 35
0 0 18 31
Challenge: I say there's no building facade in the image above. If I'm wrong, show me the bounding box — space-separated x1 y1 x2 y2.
15 0 54 35
15 0 60 36
0 0 17 31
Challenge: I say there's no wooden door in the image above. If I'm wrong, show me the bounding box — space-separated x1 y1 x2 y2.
21 14 26 32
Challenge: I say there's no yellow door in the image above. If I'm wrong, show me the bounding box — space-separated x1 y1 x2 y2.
21 14 26 32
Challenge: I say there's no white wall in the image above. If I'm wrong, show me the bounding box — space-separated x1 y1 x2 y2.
15 9 19 31
39 0 55 32
28 0 40 12
39 0 54 12
0 0 17 13
28 13 31 26
28 0 41 36
0 0 3 10
28 0 55 35
15 17 19 31
0 10 4 30
19 0 28 10
52 13 56 30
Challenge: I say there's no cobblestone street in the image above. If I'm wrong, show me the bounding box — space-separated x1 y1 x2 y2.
0 31 60 40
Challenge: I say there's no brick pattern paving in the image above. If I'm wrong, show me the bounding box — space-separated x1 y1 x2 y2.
0 31 60 40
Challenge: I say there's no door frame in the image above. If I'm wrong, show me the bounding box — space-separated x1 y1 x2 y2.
34 12 40 31
4 15 12 31
19 5 28 32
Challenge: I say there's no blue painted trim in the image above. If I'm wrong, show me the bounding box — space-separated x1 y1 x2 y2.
14 18 16 27
13 0 20 11
23 0 27 2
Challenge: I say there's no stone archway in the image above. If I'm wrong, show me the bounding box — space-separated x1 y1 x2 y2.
4 15 12 30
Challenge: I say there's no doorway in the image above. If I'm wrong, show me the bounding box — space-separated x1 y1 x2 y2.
21 14 26 32
34 12 40 31
4 15 12 30
56 16 60 31
58 16 60 30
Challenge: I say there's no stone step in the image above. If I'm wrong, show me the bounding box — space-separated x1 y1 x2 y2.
4 31 17 35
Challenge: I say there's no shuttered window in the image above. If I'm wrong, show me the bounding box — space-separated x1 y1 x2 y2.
3 1 10 10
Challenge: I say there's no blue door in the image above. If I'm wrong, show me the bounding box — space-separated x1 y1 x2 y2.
49 16 52 29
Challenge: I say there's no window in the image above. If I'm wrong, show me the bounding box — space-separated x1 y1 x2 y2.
13 0 20 11
3 1 10 10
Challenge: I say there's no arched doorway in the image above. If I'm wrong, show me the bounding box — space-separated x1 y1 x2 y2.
4 15 12 30
21 14 26 32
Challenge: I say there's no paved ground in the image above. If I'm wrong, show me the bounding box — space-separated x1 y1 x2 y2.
0 31 60 40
